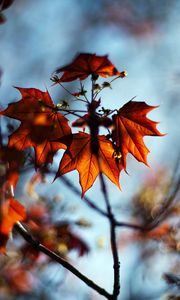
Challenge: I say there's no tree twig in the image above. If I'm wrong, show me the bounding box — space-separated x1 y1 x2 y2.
59 175 108 218
15 222 112 300
99 172 120 299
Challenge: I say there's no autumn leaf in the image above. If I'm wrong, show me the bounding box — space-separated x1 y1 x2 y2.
7 122 66 167
112 101 164 169
55 53 126 82
1 87 58 122
1 87 71 167
0 197 26 253
55 132 123 196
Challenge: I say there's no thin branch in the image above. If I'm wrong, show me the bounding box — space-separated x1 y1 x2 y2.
57 82 76 98
94 75 123 98
55 172 167 233
99 171 120 299
15 222 112 300
79 80 89 103
115 221 157 231
59 175 107 218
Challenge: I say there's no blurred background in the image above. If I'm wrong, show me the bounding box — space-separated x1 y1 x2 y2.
0 0 179 299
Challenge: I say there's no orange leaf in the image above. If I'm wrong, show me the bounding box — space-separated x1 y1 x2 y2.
55 132 123 196
112 101 165 168
2 87 57 123
2 88 71 167
0 197 26 253
8 120 67 167
55 53 126 82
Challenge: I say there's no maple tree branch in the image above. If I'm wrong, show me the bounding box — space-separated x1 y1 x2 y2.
115 221 157 231
58 175 108 218
63 110 83 118
99 172 120 299
57 173 168 233
15 222 112 300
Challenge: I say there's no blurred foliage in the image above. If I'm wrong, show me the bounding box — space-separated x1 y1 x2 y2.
80 0 175 38
118 165 180 300
0 169 90 299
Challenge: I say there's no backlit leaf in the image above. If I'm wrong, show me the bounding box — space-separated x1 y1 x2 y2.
55 53 126 82
1 87 71 167
0 197 26 253
55 132 123 196
112 101 164 168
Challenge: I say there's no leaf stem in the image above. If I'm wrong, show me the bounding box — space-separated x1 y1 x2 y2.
57 82 76 99
79 80 89 103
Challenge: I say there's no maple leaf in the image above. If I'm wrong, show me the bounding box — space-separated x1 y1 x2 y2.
0 197 26 253
55 132 123 196
112 101 164 169
1 87 57 122
55 53 126 82
1 88 71 167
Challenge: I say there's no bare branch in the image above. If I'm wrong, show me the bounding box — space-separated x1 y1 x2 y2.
15 222 112 300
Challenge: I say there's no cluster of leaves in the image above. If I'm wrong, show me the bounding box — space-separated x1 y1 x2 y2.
0 53 163 258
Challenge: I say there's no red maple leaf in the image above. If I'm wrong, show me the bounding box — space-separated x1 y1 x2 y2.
55 132 123 196
0 197 26 253
55 53 126 82
112 101 164 169
1 88 71 167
